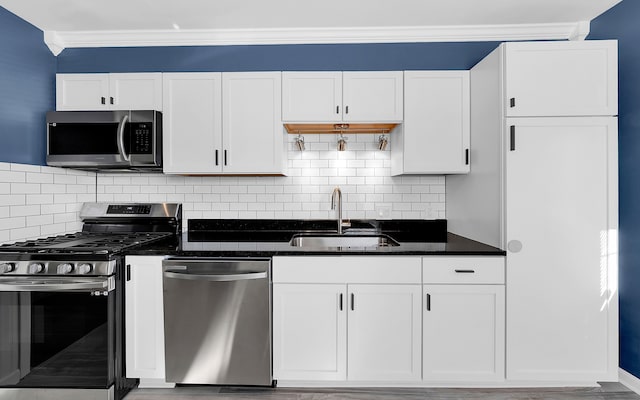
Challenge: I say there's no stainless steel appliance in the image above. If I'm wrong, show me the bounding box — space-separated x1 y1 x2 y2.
0 203 181 400
162 258 272 386
46 110 162 171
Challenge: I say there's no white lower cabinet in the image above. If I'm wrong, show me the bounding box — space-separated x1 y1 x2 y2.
124 256 173 388
347 284 422 381
273 255 506 385
422 256 505 383
273 284 347 381
423 285 505 381
272 256 422 383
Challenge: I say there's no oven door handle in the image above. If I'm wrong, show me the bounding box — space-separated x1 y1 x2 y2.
117 113 130 162
0 276 115 293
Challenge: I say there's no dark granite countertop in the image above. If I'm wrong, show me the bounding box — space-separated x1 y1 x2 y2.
126 219 505 257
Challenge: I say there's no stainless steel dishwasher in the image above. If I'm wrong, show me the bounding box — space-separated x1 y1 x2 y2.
162 258 272 386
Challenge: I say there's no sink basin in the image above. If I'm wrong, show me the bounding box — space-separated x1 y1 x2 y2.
289 233 400 249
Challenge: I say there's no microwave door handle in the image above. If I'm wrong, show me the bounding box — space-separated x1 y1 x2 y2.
117 114 131 162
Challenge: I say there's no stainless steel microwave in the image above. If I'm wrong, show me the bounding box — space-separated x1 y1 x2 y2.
46 110 162 171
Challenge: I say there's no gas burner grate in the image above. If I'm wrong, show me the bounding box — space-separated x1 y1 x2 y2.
0 232 173 255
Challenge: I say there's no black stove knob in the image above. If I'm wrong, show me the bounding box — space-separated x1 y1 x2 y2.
28 263 44 274
0 263 15 274
57 263 74 274
77 263 93 275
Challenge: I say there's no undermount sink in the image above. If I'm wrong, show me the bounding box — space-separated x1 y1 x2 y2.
289 233 400 249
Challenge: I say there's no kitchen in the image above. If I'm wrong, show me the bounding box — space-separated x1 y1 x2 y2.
0 0 639 399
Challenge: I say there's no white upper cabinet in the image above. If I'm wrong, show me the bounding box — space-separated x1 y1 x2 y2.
392 71 470 175
504 40 618 117
109 74 163 110
162 73 223 174
163 72 284 175
282 72 342 121
342 71 404 122
56 73 162 111
222 72 284 174
282 71 403 122
56 74 110 110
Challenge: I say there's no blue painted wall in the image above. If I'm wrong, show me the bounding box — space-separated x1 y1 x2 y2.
589 0 640 379
0 7 56 166
56 42 499 73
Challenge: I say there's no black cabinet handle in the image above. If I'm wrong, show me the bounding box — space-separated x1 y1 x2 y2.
339 293 343 311
510 97 516 108
224 150 228 166
336 105 339 114
465 148 470 165
101 96 106 105
126 264 131 281
426 293 431 311
110 96 114 105
350 293 354 310
345 105 349 114
510 125 516 151
454 269 476 274
215 149 219 166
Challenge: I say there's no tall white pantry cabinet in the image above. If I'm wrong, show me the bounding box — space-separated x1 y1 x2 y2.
447 40 618 383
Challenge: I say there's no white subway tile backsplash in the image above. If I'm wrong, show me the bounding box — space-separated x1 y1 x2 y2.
54 174 77 184
27 214 54 227
10 163 41 172
41 184 67 194
4 217 26 230
1 136 446 241
0 195 26 206
0 164 96 244
11 227 40 241
0 171 26 183
10 205 40 217
26 172 54 184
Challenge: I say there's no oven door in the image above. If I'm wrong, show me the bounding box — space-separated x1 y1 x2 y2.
0 276 116 389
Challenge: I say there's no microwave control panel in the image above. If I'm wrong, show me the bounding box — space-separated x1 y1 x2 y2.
131 123 152 154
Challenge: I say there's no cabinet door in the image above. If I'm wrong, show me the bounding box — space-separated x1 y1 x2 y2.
505 117 618 381
504 40 618 117
56 74 109 110
162 73 223 174
109 73 163 111
124 256 167 380
273 284 347 381
222 72 284 174
282 72 342 122
423 285 505 381
347 284 421 381
342 71 403 122
400 71 470 174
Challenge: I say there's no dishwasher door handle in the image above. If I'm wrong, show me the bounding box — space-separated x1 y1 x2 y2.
163 270 268 282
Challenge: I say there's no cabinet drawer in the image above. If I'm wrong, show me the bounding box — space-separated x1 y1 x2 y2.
422 256 504 284
273 256 421 284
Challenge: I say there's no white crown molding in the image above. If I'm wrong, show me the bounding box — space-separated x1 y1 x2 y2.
44 21 590 56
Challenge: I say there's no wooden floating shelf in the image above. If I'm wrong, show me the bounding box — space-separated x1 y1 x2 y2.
285 123 398 134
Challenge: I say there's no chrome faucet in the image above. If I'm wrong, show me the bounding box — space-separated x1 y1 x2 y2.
331 187 343 235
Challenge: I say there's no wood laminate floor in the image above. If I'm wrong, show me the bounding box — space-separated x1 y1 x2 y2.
124 382 640 400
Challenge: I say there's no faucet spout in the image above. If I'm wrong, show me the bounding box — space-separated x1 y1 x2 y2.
331 187 343 235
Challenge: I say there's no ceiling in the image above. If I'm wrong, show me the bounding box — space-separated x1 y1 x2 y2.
0 0 623 54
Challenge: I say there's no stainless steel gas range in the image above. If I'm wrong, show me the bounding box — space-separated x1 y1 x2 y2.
0 203 181 400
